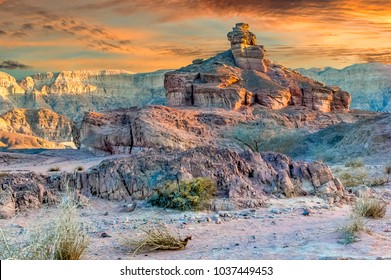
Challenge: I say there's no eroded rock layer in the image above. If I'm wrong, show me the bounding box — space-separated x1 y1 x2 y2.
165 23 351 112
0 147 350 218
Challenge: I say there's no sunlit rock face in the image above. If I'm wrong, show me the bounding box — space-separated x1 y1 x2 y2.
227 22 267 72
165 23 351 112
0 70 167 121
297 63 391 112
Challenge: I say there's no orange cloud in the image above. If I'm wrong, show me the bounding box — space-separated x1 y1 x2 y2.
0 0 390 73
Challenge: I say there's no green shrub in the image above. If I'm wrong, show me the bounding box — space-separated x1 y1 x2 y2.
149 178 217 211
344 158 365 168
353 198 387 219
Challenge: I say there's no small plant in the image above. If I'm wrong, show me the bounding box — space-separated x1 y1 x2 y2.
352 198 387 219
339 215 366 244
75 166 84 171
48 166 60 172
385 165 391 182
339 170 368 187
366 177 388 187
124 223 192 256
344 158 365 168
149 177 217 211
0 187 89 260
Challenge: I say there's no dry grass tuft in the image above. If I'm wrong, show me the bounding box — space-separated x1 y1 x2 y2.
0 187 89 260
353 198 387 219
124 223 192 256
339 215 366 244
344 158 365 168
339 169 368 187
48 166 60 172
75 166 84 171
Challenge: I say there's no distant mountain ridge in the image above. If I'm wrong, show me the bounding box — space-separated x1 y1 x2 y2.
0 69 168 121
296 63 391 112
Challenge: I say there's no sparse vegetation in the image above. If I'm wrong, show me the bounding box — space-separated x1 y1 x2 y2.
48 166 60 172
75 166 84 171
0 187 89 260
385 165 391 182
339 169 368 187
148 177 217 211
123 222 191 256
344 158 365 168
353 198 387 219
339 215 366 244
225 121 306 154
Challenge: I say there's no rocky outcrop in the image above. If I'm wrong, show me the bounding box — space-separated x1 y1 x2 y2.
227 23 267 72
0 70 167 121
0 108 74 142
296 63 391 112
0 147 351 218
0 131 66 150
78 106 216 154
78 105 371 156
0 72 25 113
165 23 351 112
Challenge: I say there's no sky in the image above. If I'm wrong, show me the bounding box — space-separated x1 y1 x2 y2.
0 0 390 77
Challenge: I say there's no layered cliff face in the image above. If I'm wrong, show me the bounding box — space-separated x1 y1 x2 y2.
0 72 26 113
0 131 65 150
0 70 167 121
0 108 74 143
297 63 391 112
165 23 351 112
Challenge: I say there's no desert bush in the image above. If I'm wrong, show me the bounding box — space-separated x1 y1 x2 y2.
0 188 89 260
339 169 368 187
339 215 366 244
225 121 306 154
124 223 192 256
385 165 391 182
48 166 60 172
75 166 84 171
366 177 388 187
148 177 217 211
352 198 387 219
344 158 365 168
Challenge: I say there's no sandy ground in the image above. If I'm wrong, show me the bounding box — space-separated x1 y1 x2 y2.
0 150 128 173
1 150 390 260
1 192 390 260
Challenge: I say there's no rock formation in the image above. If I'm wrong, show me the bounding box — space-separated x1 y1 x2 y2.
0 108 74 143
0 72 25 113
227 23 267 72
296 63 391 112
0 147 351 218
0 70 167 121
165 23 351 112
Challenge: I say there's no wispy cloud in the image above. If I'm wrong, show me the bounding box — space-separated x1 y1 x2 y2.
0 0 134 53
0 60 32 69
0 0 390 72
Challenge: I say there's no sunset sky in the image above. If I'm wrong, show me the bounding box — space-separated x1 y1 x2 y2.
0 0 390 77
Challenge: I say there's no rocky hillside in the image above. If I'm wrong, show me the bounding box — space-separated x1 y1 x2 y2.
0 131 65 150
0 69 167 121
165 23 351 113
297 63 391 112
0 108 74 143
